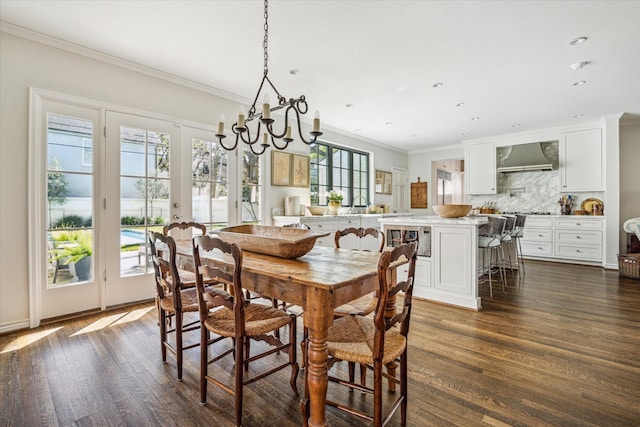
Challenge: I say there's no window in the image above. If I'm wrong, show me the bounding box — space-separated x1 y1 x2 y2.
310 141 369 206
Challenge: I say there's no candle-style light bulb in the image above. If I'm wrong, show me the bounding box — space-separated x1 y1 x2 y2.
238 106 245 128
217 114 225 135
285 125 292 140
262 94 271 120
312 110 321 132
262 132 269 146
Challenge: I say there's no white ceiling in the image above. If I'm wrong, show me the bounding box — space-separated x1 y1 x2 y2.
1 0 639 152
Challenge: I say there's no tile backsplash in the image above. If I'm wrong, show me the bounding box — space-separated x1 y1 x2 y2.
467 170 604 214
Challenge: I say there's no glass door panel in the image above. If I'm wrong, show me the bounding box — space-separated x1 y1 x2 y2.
105 112 179 306
191 135 229 230
40 104 101 320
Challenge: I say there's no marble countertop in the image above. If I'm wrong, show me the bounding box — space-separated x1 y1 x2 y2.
379 215 489 226
273 213 415 220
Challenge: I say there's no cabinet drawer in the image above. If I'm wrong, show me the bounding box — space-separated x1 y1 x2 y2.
554 218 603 230
337 219 359 229
303 220 335 231
521 241 553 256
555 230 602 245
521 228 552 242
554 244 602 261
525 217 554 228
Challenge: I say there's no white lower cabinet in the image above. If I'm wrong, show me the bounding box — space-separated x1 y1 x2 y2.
520 217 554 257
520 216 603 264
271 215 382 250
413 258 432 297
554 218 603 262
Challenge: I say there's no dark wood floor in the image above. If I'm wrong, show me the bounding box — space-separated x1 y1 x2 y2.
2 260 639 426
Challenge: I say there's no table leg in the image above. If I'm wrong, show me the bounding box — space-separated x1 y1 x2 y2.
306 326 329 427
302 289 333 427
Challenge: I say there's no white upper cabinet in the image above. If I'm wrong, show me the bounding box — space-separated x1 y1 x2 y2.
464 142 496 194
560 128 604 192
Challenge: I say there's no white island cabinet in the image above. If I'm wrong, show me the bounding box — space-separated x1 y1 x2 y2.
379 216 489 310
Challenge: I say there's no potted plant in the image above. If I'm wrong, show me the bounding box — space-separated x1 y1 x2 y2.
51 230 93 282
326 190 343 215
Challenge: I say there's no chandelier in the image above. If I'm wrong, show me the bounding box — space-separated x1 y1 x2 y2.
215 0 322 155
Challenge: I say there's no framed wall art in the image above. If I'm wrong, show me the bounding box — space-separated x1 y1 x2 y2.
291 154 310 188
271 151 291 186
375 170 392 194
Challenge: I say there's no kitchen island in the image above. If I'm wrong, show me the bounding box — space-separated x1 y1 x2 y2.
379 215 489 310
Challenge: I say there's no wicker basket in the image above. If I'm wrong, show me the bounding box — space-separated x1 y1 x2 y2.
617 253 640 279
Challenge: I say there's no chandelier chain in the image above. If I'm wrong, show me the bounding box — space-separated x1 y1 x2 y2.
263 0 269 76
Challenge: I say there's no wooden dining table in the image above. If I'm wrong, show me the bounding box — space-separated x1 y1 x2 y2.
174 241 385 427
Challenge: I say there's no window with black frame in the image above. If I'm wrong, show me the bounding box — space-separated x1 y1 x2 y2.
310 141 369 207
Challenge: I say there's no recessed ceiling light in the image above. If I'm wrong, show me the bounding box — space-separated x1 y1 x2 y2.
461 132 470 136
471 116 480 121
572 80 587 86
569 36 588 45
574 114 584 118
512 124 521 128
432 82 444 88
385 121 393 125
354 128 362 132
289 69 300 75
412 134 420 138
570 61 590 70
345 103 353 108
456 102 466 107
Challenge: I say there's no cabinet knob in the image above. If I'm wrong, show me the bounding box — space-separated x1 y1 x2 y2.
576 223 581 226
576 236 581 239
538 234 543 237
576 249 581 253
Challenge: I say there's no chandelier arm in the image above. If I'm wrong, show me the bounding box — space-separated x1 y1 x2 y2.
250 142 268 156
289 108 322 145
238 124 262 146
218 134 239 151
270 132 290 150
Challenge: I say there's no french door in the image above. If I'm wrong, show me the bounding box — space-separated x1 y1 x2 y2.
31 93 260 325
104 112 182 306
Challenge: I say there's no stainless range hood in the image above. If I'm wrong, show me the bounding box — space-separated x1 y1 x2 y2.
497 142 553 173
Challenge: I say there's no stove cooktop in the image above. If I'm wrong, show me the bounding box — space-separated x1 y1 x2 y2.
501 211 551 215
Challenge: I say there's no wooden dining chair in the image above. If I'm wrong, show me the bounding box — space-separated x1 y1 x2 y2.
162 221 208 286
192 235 299 427
148 230 214 381
301 241 418 427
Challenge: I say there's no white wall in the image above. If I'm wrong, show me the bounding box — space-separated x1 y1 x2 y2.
0 30 407 331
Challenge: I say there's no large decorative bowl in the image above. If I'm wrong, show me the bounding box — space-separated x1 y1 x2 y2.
432 204 472 218
307 206 326 216
211 225 329 258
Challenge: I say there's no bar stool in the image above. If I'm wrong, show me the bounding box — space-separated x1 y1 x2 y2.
511 214 527 274
499 215 517 283
478 216 507 300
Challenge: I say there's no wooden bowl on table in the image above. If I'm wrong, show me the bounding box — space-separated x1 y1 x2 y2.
432 204 473 218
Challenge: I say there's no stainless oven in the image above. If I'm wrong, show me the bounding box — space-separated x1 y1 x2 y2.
386 225 431 257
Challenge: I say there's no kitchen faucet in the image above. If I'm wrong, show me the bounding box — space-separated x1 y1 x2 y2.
351 195 367 214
